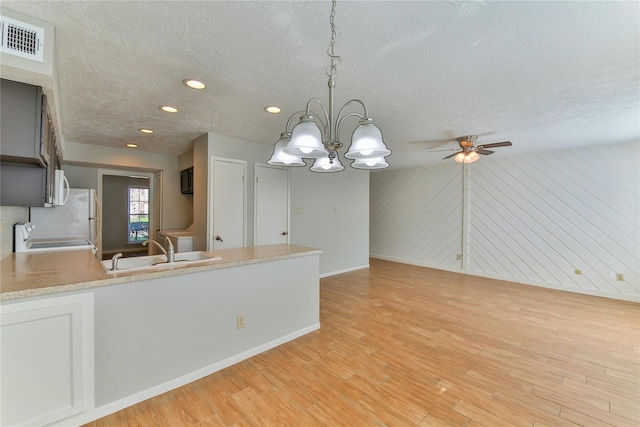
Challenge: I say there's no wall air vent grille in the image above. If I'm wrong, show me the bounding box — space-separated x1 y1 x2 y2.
0 15 44 62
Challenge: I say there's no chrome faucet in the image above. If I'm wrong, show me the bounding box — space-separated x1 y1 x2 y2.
142 237 175 263
164 236 175 263
110 252 123 271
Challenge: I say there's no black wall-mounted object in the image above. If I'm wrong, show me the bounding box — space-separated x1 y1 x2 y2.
180 167 194 194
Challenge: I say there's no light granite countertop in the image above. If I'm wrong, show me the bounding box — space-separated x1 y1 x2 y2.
0 244 321 301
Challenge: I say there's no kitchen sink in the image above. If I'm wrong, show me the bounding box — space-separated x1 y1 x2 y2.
100 251 221 274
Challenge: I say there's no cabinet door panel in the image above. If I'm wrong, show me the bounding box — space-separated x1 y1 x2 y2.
0 79 43 163
1 293 94 426
0 163 46 207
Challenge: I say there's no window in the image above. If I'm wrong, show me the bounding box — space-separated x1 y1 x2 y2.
128 187 149 242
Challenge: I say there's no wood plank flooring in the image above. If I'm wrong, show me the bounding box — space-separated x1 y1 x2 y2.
84 259 640 426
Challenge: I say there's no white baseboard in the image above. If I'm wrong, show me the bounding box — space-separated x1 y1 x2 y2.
60 323 321 427
320 263 369 278
370 254 640 303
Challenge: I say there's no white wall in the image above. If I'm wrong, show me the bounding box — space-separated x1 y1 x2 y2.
89 255 319 408
63 164 99 189
291 165 370 276
192 134 209 251
370 141 640 302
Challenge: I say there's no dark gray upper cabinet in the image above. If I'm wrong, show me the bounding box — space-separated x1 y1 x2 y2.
1 78 58 206
0 163 46 207
0 78 47 166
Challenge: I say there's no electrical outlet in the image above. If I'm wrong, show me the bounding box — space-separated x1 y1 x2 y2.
456 254 462 260
616 273 624 281
237 315 245 329
295 206 303 213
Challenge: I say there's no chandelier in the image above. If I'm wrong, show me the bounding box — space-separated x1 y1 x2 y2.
268 0 391 172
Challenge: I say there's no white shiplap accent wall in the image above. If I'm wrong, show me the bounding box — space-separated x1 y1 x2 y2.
370 164 463 270
370 142 639 301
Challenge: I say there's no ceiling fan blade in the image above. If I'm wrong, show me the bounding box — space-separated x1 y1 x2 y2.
477 149 494 155
478 141 512 149
443 151 462 160
427 148 459 153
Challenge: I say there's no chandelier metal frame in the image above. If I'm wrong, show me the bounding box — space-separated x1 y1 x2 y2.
268 0 391 172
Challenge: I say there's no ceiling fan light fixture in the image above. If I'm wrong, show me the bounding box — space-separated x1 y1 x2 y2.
443 136 511 163
455 151 479 163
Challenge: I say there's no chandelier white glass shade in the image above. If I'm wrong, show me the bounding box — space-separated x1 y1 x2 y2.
350 156 389 169
344 118 391 159
269 0 390 173
267 132 306 166
454 151 480 164
310 154 345 172
283 116 328 158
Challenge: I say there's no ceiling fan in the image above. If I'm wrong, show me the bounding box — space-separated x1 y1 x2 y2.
433 135 512 163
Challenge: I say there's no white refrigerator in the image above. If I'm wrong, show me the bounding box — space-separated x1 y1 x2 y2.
29 188 98 245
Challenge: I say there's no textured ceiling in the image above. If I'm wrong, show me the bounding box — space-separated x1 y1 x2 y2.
2 1 639 169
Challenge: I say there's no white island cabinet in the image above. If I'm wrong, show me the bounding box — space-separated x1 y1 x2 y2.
0 293 94 426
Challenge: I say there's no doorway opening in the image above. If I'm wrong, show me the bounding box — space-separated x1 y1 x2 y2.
98 168 159 260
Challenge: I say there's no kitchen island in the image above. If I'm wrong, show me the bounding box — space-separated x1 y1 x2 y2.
0 245 321 426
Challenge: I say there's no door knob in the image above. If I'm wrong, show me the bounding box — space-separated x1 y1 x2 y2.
281 231 288 236
215 235 223 242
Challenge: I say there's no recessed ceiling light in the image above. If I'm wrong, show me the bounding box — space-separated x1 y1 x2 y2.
184 79 206 90
161 106 178 113
139 128 154 134
126 143 138 148
265 106 282 114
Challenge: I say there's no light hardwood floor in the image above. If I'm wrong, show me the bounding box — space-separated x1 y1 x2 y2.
84 259 640 426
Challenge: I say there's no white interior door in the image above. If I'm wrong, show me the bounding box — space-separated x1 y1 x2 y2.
211 158 246 250
255 164 290 246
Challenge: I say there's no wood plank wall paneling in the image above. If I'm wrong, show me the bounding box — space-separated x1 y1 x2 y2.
370 164 463 269
370 142 640 301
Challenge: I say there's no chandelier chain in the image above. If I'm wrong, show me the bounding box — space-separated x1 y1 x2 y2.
268 0 390 172
327 0 340 78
